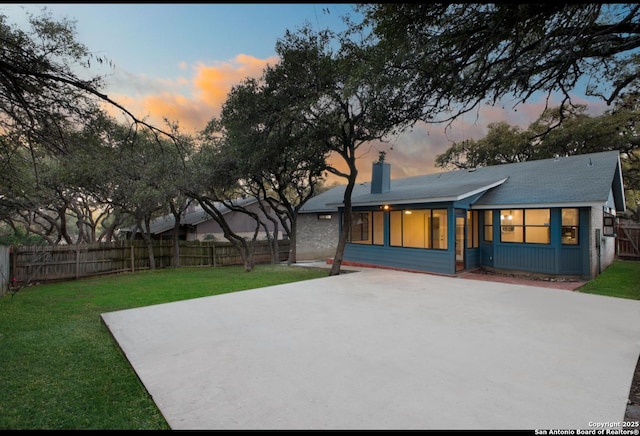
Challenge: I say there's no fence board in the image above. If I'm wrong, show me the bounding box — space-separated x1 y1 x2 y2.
9 239 290 285
0 245 9 295
617 223 640 259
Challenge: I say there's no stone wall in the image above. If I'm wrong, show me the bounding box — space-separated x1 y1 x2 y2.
296 212 339 261
590 206 617 278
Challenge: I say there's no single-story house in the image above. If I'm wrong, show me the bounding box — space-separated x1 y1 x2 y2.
297 150 626 280
121 197 286 241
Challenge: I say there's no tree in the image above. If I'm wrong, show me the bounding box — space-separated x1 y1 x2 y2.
271 25 415 275
0 10 186 247
0 10 177 153
435 98 640 219
213 75 329 265
185 136 263 272
434 121 536 169
357 4 640 125
0 109 122 245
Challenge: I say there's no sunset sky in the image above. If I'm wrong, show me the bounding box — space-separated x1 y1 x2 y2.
0 3 608 183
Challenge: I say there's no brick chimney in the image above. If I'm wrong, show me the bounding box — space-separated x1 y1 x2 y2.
371 157 390 194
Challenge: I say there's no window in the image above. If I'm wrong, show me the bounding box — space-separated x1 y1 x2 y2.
525 209 550 243
562 208 579 245
350 212 370 243
432 209 448 249
467 210 479 248
349 211 383 245
500 209 523 242
389 208 448 250
483 210 493 242
317 213 332 220
373 210 384 245
390 210 402 247
500 209 550 244
603 211 615 237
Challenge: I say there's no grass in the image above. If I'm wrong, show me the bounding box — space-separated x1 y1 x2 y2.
576 260 640 300
0 264 329 430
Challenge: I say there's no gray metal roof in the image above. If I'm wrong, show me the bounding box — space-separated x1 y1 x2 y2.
300 151 625 212
123 197 259 235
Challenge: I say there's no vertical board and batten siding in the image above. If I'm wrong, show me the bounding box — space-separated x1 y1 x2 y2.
0 245 10 295
493 244 556 274
10 239 290 285
478 207 592 278
344 243 455 275
558 246 585 275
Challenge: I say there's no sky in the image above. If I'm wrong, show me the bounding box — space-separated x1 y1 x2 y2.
0 3 609 184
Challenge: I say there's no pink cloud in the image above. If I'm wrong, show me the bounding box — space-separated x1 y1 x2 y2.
102 62 611 186
103 54 278 134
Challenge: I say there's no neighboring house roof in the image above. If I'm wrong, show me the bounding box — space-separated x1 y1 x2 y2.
122 196 260 235
301 151 625 212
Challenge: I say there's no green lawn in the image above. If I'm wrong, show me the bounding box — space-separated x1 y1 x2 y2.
0 264 328 430
576 260 640 300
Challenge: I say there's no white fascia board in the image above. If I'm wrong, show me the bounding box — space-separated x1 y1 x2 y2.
470 202 603 210
346 178 509 207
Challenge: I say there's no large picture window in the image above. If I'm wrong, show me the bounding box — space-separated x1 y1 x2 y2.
500 209 550 244
349 211 384 245
389 208 448 250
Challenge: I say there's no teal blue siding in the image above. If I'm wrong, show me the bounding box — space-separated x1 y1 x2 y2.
494 244 556 273
466 248 481 269
479 208 590 277
559 246 583 274
340 205 591 278
341 203 456 275
344 244 454 275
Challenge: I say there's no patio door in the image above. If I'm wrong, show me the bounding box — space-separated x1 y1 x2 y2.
455 211 465 272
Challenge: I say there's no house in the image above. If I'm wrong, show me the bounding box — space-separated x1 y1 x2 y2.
297 150 626 280
121 197 286 241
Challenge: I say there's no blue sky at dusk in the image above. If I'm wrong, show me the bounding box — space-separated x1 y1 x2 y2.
0 3 608 182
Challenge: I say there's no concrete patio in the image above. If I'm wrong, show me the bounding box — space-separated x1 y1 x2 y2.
101 267 640 430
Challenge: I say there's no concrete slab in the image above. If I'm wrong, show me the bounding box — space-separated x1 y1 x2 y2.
101 269 640 430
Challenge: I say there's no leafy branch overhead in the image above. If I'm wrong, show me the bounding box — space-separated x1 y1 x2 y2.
358 4 640 124
0 10 179 153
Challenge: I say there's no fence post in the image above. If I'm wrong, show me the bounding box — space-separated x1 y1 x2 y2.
130 244 135 273
0 245 9 296
75 247 80 280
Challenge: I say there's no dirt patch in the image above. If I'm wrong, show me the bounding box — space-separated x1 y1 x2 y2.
460 267 586 291
625 355 640 423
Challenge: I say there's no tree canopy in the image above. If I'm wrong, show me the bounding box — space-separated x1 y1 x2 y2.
435 95 640 219
357 4 640 125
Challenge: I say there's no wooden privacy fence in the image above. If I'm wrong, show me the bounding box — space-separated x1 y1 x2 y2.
8 239 290 287
617 222 640 259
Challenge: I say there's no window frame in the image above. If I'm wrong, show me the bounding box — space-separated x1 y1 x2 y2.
483 210 493 242
499 208 550 244
561 208 580 245
389 208 448 250
348 210 384 245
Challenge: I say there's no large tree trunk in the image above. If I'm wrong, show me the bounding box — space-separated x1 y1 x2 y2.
287 218 297 265
330 202 351 276
236 238 255 272
197 198 257 272
169 203 181 268
330 150 358 276
140 217 156 270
